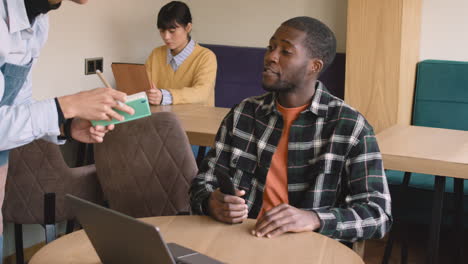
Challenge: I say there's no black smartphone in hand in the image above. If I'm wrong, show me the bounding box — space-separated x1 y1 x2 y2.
214 169 236 195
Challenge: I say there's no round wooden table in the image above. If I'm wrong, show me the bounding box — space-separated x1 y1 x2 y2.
29 215 364 264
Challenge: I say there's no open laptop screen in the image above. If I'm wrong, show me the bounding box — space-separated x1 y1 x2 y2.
66 194 223 264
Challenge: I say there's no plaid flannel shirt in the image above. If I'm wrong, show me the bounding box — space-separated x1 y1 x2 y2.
190 81 392 242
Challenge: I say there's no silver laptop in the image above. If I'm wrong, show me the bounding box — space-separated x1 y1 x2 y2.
66 194 224 264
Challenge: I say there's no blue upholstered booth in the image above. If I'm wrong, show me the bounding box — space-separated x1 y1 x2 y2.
202 44 346 108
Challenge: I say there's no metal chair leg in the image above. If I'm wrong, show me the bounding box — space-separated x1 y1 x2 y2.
454 178 464 264
402 171 411 186
44 192 56 243
381 229 395 264
85 143 95 165
382 171 412 264
14 223 24 264
400 222 409 264
76 142 87 167
66 219 75 234
400 172 411 264
426 176 446 264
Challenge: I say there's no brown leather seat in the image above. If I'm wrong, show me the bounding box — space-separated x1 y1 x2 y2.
3 139 103 263
94 112 198 218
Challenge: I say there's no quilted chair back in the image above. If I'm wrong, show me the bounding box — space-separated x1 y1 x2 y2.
3 140 102 224
94 112 198 218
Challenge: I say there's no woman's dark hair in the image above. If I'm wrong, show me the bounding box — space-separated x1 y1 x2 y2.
157 1 192 30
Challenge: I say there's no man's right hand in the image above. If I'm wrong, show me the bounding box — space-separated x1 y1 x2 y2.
58 87 135 121
208 188 248 224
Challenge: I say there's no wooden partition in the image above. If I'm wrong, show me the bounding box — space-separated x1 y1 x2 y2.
345 0 422 132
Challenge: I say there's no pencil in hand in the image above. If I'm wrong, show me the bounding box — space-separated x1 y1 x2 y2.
96 70 112 88
96 70 126 107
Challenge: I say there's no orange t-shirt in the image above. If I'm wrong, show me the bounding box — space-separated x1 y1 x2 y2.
258 101 309 219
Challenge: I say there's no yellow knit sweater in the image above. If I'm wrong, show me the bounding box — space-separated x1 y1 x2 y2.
145 43 217 106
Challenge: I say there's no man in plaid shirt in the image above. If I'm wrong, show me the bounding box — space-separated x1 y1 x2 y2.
190 16 392 242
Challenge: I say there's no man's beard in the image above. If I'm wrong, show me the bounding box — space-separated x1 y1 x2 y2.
262 79 297 93
262 64 307 93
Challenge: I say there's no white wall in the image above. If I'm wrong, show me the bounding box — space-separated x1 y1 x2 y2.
32 0 164 100
33 0 347 99
187 0 347 52
419 0 468 61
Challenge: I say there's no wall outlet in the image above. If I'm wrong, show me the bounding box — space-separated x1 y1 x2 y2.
85 57 103 75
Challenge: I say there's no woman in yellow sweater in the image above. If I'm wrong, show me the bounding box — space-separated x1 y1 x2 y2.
145 1 217 106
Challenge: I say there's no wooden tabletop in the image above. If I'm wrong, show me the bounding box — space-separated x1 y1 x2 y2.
377 124 468 179
29 215 363 264
151 104 229 147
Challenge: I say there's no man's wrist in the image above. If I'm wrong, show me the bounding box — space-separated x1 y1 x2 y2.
57 95 76 119
309 210 322 231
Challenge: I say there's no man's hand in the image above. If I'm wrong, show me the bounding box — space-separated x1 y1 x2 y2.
208 188 248 224
58 87 135 121
253 204 321 238
70 119 114 143
146 83 163 105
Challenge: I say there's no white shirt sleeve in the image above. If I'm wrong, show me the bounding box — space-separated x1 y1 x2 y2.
0 15 9 102
0 99 62 151
0 14 63 151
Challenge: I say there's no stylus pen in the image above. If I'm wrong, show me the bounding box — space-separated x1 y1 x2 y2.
96 70 112 88
96 70 125 106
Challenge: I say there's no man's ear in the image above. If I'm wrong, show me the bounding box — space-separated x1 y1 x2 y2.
308 58 324 76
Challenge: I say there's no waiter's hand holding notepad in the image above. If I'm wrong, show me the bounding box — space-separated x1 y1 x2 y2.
92 70 151 126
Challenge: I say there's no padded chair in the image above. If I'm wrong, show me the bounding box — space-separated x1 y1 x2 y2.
94 112 198 218
383 60 468 264
3 139 103 264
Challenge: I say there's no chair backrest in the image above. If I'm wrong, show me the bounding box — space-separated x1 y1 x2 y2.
413 60 468 130
94 112 198 218
201 44 346 108
3 140 101 224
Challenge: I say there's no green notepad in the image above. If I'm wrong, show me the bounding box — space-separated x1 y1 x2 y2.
91 92 151 126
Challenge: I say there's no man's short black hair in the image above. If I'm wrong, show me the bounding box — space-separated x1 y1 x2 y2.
157 1 192 30
282 16 337 74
